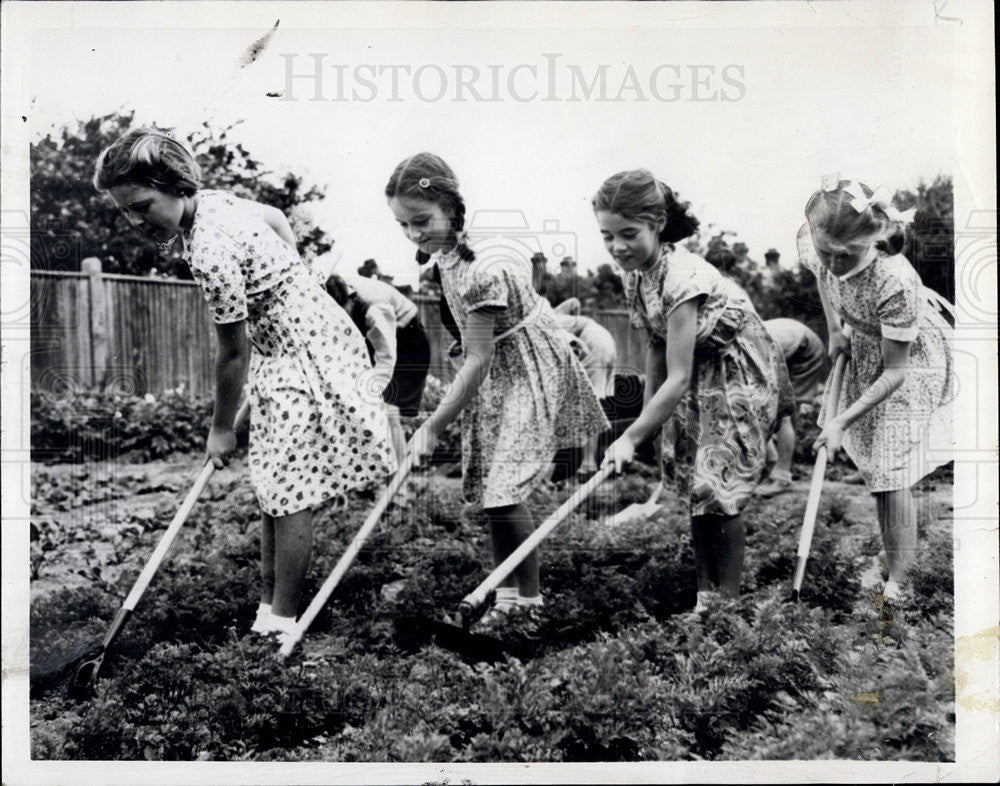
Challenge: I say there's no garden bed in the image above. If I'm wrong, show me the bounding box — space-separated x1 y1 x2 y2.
29 451 955 762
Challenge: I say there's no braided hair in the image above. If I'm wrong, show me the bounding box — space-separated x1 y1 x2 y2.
385 153 475 265
591 169 699 243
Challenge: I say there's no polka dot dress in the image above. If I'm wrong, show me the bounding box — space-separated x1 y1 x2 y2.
186 190 395 516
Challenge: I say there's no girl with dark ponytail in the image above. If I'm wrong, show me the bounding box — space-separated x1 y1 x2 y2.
386 153 609 627
594 169 793 611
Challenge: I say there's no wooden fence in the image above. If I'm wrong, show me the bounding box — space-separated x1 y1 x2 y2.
30 262 647 400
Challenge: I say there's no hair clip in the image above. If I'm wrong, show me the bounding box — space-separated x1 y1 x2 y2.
820 172 841 192
419 178 431 188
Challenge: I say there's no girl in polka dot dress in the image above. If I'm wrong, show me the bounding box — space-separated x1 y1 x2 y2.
94 129 395 643
801 178 955 603
385 153 609 626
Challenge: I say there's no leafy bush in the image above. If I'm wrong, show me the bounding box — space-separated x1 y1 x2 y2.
31 112 333 278
30 451 955 762
31 388 222 463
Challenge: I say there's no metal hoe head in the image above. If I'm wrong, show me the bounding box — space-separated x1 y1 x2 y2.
69 649 106 700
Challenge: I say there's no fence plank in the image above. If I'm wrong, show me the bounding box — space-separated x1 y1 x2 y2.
31 273 650 400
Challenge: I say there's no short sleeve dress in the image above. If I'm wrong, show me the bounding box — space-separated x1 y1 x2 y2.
433 249 610 508
625 244 795 517
801 242 954 491
185 190 395 516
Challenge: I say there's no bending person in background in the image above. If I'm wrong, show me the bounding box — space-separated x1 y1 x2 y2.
324 271 431 462
553 297 619 475
756 317 828 497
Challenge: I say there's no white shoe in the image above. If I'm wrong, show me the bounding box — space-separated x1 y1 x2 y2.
882 579 902 603
256 612 299 638
275 629 299 651
693 591 718 614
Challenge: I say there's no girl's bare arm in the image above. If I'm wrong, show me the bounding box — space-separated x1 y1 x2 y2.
211 319 249 429
624 300 697 447
836 337 910 428
424 308 498 437
643 333 667 410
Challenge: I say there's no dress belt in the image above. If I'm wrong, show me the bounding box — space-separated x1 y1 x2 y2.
492 297 548 343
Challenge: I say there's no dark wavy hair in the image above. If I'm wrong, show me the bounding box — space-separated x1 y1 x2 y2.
384 153 475 265
805 180 906 255
592 169 700 243
93 128 201 197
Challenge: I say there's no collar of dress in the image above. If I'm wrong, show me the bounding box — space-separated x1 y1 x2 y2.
624 243 673 322
838 244 879 281
432 246 463 270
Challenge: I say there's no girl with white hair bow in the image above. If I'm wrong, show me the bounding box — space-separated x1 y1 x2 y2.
801 177 955 605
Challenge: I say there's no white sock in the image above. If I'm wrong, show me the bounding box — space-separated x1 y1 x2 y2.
517 593 544 607
250 602 273 632
494 587 519 611
267 612 298 635
883 579 902 601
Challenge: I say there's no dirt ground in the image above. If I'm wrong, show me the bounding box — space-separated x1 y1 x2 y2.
30 452 952 604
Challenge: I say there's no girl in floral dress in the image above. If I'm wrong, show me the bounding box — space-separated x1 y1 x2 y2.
385 153 608 625
595 169 794 608
801 178 954 603
94 129 395 643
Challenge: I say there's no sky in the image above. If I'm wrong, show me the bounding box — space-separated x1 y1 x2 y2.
21 3 959 287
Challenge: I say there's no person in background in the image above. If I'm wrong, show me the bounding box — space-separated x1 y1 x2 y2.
756 318 829 497
530 252 549 300
553 297 619 475
324 270 432 462
761 248 782 289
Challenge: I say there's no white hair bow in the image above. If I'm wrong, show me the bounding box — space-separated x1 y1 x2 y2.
842 181 916 224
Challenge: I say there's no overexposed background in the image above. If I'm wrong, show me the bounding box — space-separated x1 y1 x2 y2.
20 4 959 286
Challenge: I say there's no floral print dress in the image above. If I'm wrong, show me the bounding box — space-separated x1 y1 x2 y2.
433 248 609 508
626 244 794 516
185 190 395 516
803 246 954 491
